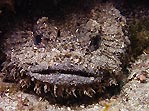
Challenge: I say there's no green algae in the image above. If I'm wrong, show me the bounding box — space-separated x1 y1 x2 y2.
129 19 149 58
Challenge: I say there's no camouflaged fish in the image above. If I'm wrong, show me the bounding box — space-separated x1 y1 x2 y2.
1 4 130 102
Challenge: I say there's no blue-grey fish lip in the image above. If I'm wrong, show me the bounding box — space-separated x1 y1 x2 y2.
26 71 103 86
25 62 116 87
28 63 108 79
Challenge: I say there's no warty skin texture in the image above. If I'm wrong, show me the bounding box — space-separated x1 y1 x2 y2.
1 4 130 103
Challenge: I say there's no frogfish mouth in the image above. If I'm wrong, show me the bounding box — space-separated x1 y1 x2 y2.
1 4 130 102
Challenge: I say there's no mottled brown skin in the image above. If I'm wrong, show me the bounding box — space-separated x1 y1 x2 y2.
1 4 130 103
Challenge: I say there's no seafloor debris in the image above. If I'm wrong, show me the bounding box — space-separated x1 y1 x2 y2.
128 53 149 83
1 3 130 103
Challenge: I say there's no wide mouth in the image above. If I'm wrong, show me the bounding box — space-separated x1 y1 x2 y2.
30 64 109 77
22 63 119 103
27 64 112 86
